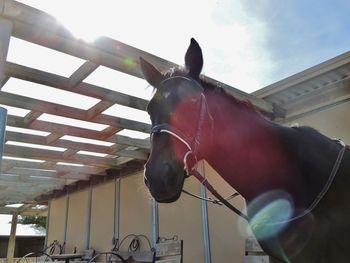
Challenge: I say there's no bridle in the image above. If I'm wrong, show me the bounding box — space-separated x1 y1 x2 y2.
150 76 213 176
149 76 249 220
148 76 347 224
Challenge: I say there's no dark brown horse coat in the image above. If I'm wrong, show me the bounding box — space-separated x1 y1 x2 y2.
140 38 350 262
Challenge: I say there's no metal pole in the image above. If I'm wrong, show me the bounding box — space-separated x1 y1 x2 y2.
199 162 212 263
44 201 51 249
63 194 69 252
0 107 7 173
84 186 93 249
113 178 121 246
151 198 159 247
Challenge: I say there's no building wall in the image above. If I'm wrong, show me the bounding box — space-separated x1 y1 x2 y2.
284 102 350 144
46 102 349 263
205 162 248 263
158 176 205 263
119 172 152 251
65 190 88 253
89 181 115 252
47 196 66 246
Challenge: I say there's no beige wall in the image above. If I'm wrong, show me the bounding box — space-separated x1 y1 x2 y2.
65 190 88 253
90 181 115 252
47 196 66 245
159 176 205 263
119 172 152 251
205 162 248 263
47 102 350 262
284 102 350 144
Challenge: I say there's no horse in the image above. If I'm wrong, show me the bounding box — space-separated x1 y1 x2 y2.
139 38 350 263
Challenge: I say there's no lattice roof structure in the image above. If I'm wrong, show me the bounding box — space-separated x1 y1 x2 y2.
0 0 275 214
1 0 349 216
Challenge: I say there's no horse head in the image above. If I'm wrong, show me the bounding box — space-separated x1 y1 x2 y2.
140 38 213 202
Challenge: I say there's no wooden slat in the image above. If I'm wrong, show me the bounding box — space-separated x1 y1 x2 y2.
6 126 148 160
1 1 273 113
1 159 101 177
4 144 115 168
5 61 149 111
0 173 66 184
68 61 99 88
87 100 115 120
6 115 150 149
2 167 89 181
0 91 151 133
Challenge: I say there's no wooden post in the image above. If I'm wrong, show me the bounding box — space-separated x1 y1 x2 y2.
0 106 7 171
7 213 18 263
0 16 12 87
0 15 11 171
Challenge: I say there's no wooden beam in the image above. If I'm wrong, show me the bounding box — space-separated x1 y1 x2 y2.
0 91 151 133
0 17 12 85
6 130 148 160
87 100 115 120
68 61 99 88
1 159 104 175
5 62 149 111
7 115 150 149
4 144 114 168
1 0 273 113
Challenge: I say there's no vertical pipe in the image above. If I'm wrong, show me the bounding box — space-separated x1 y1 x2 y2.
151 198 159 247
44 200 51 249
63 194 69 252
199 162 212 263
84 186 93 249
0 107 7 172
113 178 121 246
6 213 18 263
0 17 12 86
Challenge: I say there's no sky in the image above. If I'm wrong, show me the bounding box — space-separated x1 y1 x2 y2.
1 0 350 235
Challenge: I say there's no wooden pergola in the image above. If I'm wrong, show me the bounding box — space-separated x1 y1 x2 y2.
0 0 275 215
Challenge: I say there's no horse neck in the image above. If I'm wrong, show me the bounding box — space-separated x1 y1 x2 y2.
202 92 301 202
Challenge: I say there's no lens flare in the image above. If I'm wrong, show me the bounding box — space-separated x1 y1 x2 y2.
124 57 136 68
248 190 294 240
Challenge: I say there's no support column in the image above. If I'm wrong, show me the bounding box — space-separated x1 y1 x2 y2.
151 199 159 248
113 178 121 246
0 16 11 172
7 213 18 263
84 186 93 249
63 194 69 252
44 201 51 249
0 107 7 171
0 16 12 87
199 162 212 263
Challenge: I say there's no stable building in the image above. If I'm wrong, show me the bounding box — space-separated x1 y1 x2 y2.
0 1 349 263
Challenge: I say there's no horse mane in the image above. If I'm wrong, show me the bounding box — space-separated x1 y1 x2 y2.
163 67 259 114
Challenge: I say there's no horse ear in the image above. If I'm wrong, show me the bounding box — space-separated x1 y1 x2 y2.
185 38 203 78
139 57 163 87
